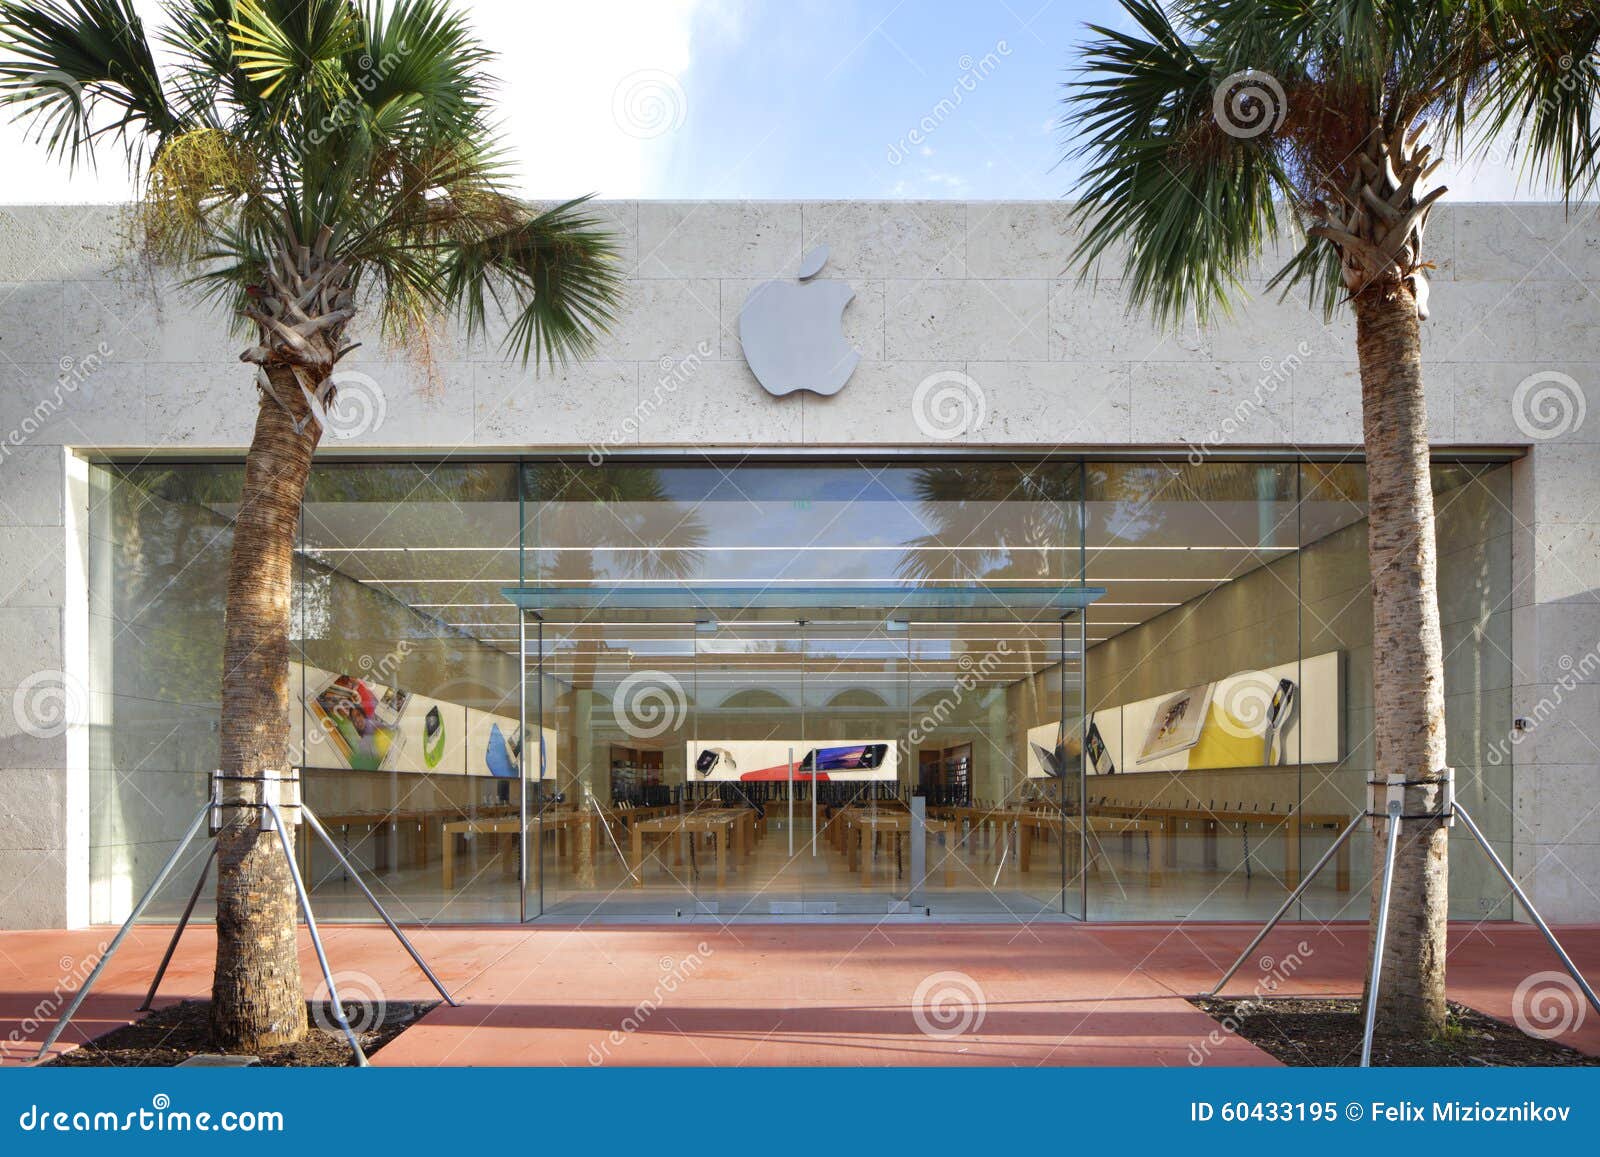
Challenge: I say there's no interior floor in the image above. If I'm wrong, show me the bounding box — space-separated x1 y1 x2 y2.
135 811 1367 926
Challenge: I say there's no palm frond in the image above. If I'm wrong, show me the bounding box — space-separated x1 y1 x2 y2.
1065 0 1292 325
0 0 179 165
440 195 626 368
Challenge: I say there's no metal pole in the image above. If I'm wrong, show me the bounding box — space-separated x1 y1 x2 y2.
518 610 528 921
35 803 212 1060
811 758 818 857
1361 800 1403 1067
1204 811 1366 996
787 747 795 857
262 802 368 1066
138 838 220 1011
302 806 458 1007
1455 803 1600 1020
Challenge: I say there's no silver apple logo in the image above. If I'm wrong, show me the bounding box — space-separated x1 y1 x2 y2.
737 245 860 397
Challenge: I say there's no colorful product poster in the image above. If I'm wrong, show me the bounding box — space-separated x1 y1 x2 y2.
1026 651 1341 777
684 739 899 782
465 709 558 780
291 662 554 778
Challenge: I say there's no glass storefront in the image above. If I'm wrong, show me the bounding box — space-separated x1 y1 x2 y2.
86 456 1515 925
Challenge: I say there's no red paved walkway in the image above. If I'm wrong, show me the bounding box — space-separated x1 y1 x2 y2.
1 922 1595 1066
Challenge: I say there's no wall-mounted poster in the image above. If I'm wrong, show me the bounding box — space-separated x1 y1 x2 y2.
465 709 558 780
684 739 899 782
296 667 411 771
1026 651 1341 777
292 662 554 778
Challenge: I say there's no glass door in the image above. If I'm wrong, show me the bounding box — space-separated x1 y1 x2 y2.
688 618 812 914
906 614 1085 919
525 613 700 919
797 618 911 915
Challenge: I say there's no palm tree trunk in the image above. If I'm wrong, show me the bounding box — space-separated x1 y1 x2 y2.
210 366 322 1051
1353 287 1449 1038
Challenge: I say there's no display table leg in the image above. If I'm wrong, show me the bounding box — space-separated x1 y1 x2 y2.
574 817 595 888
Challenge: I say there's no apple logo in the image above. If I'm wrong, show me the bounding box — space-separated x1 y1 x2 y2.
738 245 860 397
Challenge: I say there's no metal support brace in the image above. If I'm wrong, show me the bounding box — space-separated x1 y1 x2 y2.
36 769 460 1065
1206 766 1600 1069
1360 800 1404 1067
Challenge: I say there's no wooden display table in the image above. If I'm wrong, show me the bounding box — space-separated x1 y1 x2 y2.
839 811 956 888
1088 804 1351 890
999 810 1168 886
629 810 752 887
440 809 599 890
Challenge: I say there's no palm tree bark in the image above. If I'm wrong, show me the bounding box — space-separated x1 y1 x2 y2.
1353 286 1449 1037
210 366 322 1051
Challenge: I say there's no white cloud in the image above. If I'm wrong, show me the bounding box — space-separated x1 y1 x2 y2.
0 0 710 203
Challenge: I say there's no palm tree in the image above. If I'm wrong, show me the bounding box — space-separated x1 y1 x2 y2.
1063 0 1599 1037
0 0 624 1050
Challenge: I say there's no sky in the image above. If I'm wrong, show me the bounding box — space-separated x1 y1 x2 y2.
0 0 1562 203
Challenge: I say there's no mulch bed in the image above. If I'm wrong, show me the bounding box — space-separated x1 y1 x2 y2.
1193 996 1600 1067
45 999 436 1067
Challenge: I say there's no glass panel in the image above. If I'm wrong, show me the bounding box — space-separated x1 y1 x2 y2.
799 619 910 914
1436 463 1514 919
925 618 1081 916
533 616 697 917
1297 461 1514 921
520 459 1084 589
293 462 522 923
86 463 240 925
85 454 1511 928
1083 461 1302 920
